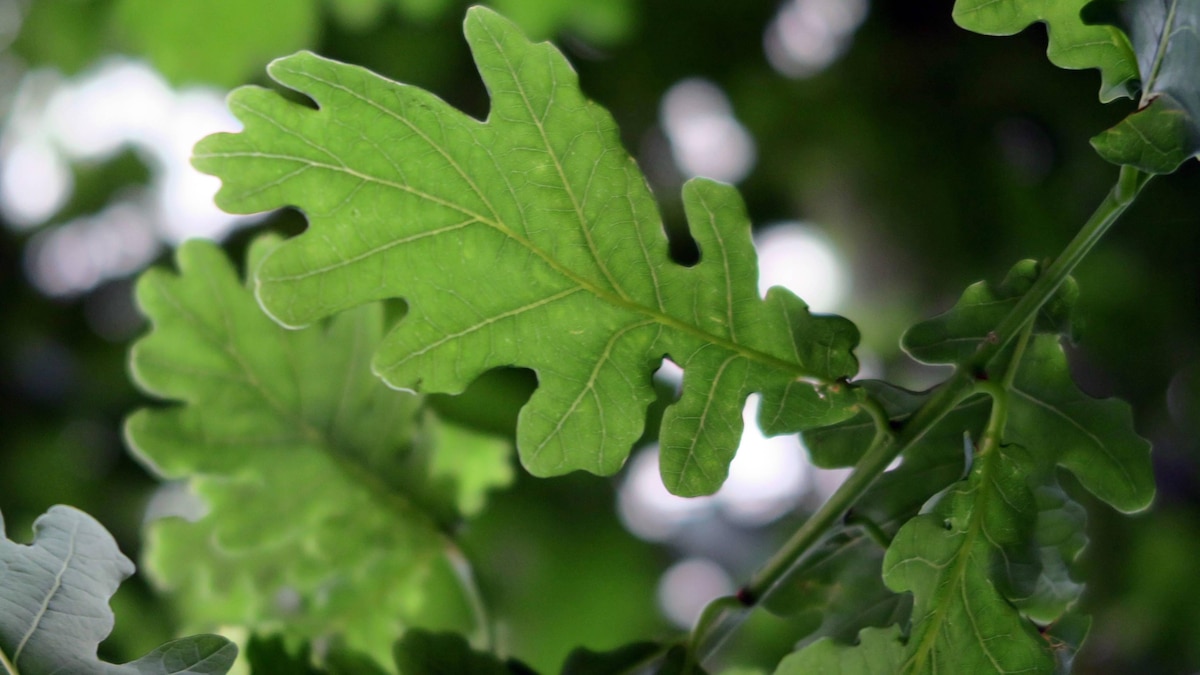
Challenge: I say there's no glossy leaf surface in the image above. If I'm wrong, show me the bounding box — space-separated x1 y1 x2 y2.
0 505 237 675
127 239 510 665
193 7 859 496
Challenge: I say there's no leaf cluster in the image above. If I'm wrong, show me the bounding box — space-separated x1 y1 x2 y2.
781 260 1152 672
4 1 1190 672
954 0 1200 173
193 8 861 498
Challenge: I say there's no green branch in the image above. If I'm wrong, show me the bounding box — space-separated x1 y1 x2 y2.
693 165 1150 663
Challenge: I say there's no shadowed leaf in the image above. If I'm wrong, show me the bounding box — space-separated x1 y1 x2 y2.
1090 0 1200 173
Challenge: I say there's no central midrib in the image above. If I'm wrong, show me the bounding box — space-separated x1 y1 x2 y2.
244 154 826 380
225 149 826 381
217 57 831 384
903 453 1001 674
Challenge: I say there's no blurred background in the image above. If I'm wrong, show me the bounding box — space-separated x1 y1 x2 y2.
1 0 1198 672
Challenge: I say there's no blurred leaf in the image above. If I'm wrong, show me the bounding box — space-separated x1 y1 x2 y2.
0 504 236 674
112 0 320 87
246 636 324 675
654 645 708 675
774 625 906 674
1090 0 1200 173
11 0 114 74
48 151 152 228
327 0 456 28
560 642 663 674
192 7 859 497
325 0 391 29
951 0 1138 101
326 648 395 675
126 239 511 665
392 0 458 23
393 630 536 674
461 471 667 673
1107 510 1200 668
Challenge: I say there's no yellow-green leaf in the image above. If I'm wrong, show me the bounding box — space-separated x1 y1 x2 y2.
192 8 859 496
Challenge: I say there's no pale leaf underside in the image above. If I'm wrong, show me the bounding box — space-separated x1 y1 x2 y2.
0 505 236 674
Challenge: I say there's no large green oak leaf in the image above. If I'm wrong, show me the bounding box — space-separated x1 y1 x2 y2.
0 505 237 674
953 0 1200 173
192 7 859 496
126 239 510 665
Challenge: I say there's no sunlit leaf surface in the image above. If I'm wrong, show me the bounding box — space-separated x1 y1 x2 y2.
193 7 859 496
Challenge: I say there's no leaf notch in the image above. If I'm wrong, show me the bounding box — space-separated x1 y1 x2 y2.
193 7 860 496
